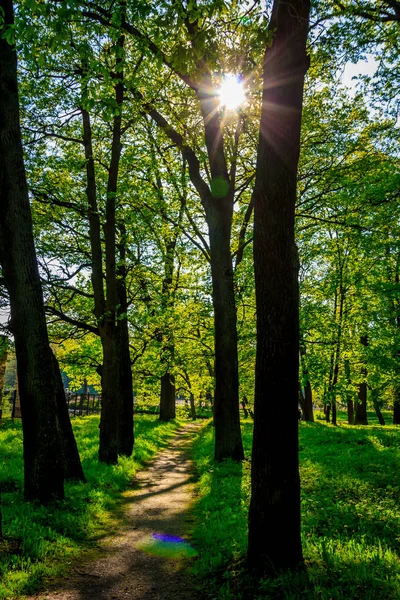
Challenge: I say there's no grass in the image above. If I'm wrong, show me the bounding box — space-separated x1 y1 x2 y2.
0 414 182 599
191 411 400 599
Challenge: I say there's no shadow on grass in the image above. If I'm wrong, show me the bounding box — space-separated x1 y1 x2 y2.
191 419 400 600
0 415 184 599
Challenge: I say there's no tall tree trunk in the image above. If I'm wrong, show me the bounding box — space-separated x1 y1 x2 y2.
355 335 368 425
116 223 134 456
0 336 8 419
159 236 177 423
81 27 134 462
344 359 354 424
393 396 400 425
347 398 354 425
99 329 120 464
247 0 310 573
205 200 244 460
0 0 74 502
331 400 337 426
142 66 244 460
299 342 314 422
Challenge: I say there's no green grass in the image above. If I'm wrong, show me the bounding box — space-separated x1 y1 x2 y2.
0 414 182 599
191 412 400 599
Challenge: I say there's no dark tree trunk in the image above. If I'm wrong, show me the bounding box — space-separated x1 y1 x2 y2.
303 380 314 422
51 353 86 481
143 60 244 461
81 30 134 462
374 402 385 426
116 223 134 456
299 342 314 421
189 393 197 420
159 236 177 423
355 381 368 425
355 336 368 425
247 0 310 573
347 399 354 425
99 329 120 464
160 372 176 421
344 360 354 424
325 403 331 423
393 397 400 425
205 200 244 461
331 399 337 426
0 0 67 502
0 336 8 420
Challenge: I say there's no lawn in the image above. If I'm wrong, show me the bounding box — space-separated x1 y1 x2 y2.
0 414 181 599
191 412 400 599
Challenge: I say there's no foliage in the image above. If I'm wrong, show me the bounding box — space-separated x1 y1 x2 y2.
0 414 181 599
191 414 400 599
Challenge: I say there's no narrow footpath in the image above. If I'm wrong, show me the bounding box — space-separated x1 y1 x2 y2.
30 421 203 600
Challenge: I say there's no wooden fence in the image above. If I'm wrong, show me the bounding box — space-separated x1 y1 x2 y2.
66 393 102 416
4 391 213 419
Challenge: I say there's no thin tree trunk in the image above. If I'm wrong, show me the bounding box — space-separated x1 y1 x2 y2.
393 397 400 425
331 400 337 426
344 359 354 424
189 393 196 420
248 0 310 573
373 401 385 425
355 335 368 425
159 238 177 423
325 403 331 423
0 336 8 419
299 343 314 422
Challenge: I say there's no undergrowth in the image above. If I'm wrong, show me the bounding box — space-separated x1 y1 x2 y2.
191 411 400 599
0 414 181 599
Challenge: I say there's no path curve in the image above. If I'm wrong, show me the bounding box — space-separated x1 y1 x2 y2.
30 421 203 600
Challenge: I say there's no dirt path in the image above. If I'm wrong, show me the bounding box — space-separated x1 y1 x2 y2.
30 422 203 600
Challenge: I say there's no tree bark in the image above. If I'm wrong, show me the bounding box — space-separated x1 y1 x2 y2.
248 0 310 573
355 335 368 425
299 343 314 422
0 336 8 419
0 0 71 502
374 401 386 426
393 397 400 425
51 353 86 481
204 199 244 460
116 223 134 456
160 372 176 421
344 359 354 424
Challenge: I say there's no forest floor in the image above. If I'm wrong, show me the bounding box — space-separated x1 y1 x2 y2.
26 421 203 600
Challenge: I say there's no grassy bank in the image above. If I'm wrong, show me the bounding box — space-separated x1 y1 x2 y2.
191 412 400 599
0 414 181 599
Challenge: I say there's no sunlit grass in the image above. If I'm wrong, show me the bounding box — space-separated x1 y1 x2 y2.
0 414 182 598
191 412 400 599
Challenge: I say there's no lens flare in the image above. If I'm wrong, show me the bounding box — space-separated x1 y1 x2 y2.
217 74 246 110
138 533 198 558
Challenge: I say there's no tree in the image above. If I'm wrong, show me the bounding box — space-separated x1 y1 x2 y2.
248 0 310 573
76 0 250 461
0 0 84 502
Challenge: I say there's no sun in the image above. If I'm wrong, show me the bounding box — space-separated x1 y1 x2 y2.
217 74 246 110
